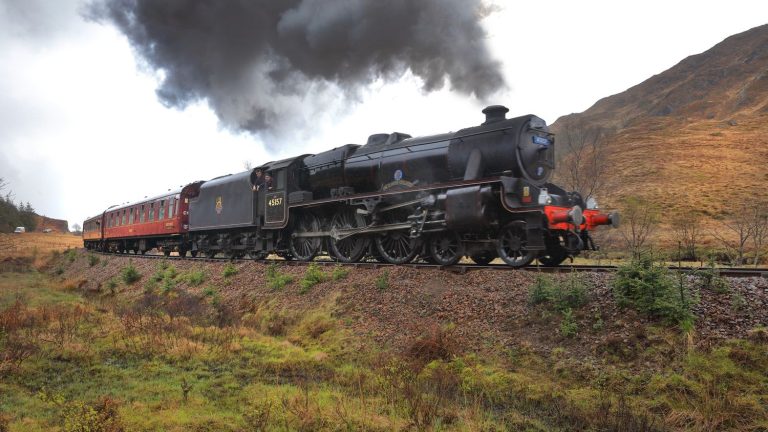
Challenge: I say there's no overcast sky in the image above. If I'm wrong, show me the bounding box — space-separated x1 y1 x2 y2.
0 0 766 228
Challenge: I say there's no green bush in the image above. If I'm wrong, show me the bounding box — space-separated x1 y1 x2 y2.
106 278 118 294
184 269 206 286
613 256 698 329
223 263 238 278
161 277 176 295
120 262 140 285
693 260 729 293
266 264 293 290
299 263 326 294
560 308 578 337
331 265 350 281
87 254 99 267
529 273 589 312
375 270 389 291
64 249 77 263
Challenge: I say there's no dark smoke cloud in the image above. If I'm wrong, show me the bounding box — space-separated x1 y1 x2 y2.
86 0 505 136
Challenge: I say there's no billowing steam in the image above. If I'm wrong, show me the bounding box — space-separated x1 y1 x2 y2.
87 0 505 136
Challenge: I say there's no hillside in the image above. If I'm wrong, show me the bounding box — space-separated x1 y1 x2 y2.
1 252 766 430
552 24 768 217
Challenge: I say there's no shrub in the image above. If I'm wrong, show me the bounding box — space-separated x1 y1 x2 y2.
120 262 140 285
331 265 349 281
184 269 206 286
613 256 697 328
693 260 729 293
202 286 218 297
529 273 589 312
407 323 458 364
299 263 326 294
375 270 389 291
223 263 238 278
87 254 99 267
106 278 118 294
64 249 77 263
61 396 124 432
266 264 293 290
160 277 176 295
560 308 578 337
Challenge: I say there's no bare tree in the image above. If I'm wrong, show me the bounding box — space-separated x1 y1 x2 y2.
710 201 755 266
619 196 659 259
555 122 612 203
71 223 82 234
243 160 253 170
749 201 768 267
670 211 703 261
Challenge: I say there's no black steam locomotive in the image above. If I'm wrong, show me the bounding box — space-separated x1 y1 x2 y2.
179 105 617 266
84 105 617 266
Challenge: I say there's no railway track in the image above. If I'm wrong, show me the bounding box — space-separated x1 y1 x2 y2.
92 251 768 278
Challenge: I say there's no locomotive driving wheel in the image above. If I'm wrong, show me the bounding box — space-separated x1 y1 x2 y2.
428 232 464 266
289 213 322 261
373 210 420 264
496 221 536 268
538 245 568 266
328 208 369 263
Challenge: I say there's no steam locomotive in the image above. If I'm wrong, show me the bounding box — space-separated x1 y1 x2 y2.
83 105 618 267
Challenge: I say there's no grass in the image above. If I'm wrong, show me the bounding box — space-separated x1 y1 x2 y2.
299 263 326 294
0 232 83 260
1 253 767 431
265 264 293 291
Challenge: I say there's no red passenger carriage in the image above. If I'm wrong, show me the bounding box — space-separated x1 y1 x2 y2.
83 182 202 256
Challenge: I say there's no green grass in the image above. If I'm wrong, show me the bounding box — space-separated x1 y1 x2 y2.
299 263 326 294
0 266 766 431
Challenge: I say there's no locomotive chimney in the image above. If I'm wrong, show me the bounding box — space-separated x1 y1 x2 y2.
482 105 509 125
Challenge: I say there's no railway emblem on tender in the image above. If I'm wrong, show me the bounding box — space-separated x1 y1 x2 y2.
215 196 223 214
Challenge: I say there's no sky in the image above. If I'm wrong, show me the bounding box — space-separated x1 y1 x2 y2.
0 0 766 229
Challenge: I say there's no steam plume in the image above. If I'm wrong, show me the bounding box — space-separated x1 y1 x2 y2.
87 0 505 136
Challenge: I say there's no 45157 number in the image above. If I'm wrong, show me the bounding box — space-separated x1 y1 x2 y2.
268 197 283 207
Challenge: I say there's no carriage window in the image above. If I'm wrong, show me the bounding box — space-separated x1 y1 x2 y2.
159 200 165 220
168 197 175 218
140 205 145 223
129 208 134 224
149 204 154 221
122 210 126 225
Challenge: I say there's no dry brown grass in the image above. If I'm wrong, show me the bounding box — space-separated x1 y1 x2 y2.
0 232 82 260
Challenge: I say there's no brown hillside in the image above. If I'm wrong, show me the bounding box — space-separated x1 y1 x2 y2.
552 24 768 216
